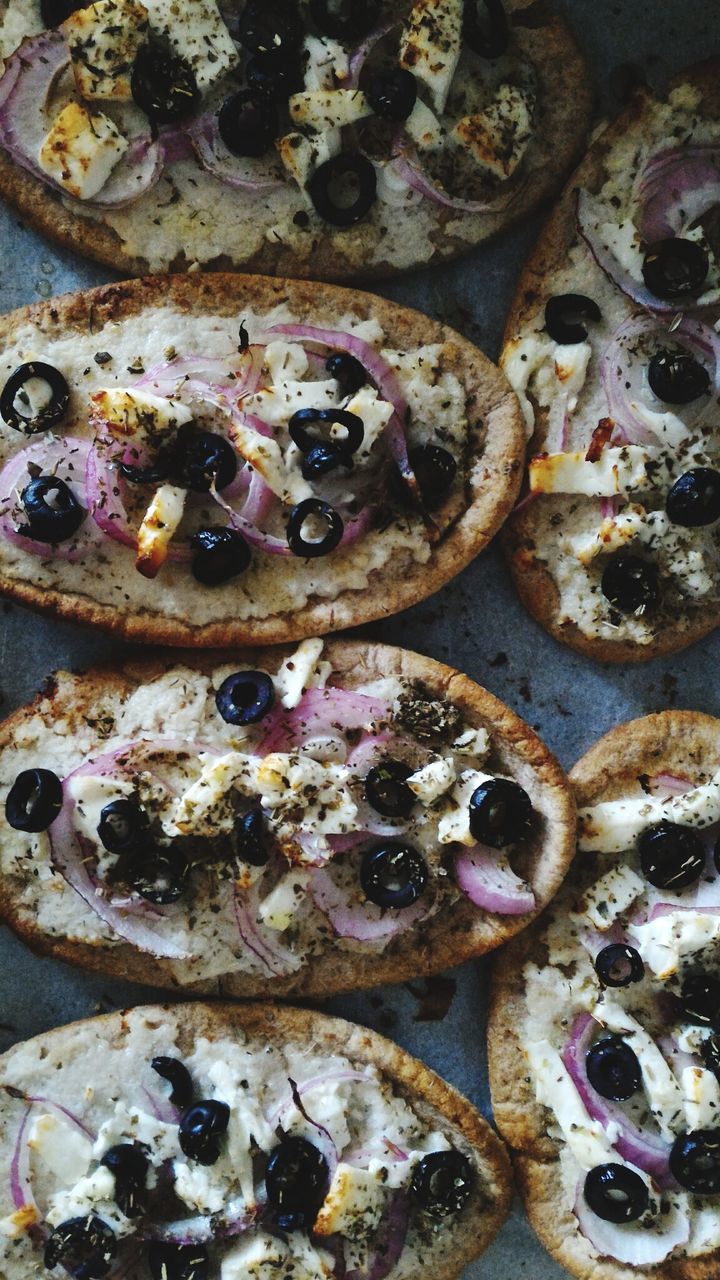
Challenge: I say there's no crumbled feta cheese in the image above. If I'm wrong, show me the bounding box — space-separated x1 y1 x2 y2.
64 0 149 101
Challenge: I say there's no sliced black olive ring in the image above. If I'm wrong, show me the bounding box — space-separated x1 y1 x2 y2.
20 475 85 544
669 1129 720 1194
408 444 458 509
265 1136 329 1230
97 797 148 856
594 943 645 988
681 973 720 1028
468 777 534 848
128 847 191 904
131 42 200 125
584 1163 649 1223
190 526 252 586
326 352 367 396
648 348 710 405
463 0 509 59
234 808 271 866
246 49 302 100
175 426 238 493
100 1143 149 1218
364 759 415 818
544 293 602 345
237 0 303 55
642 238 709 301
410 1149 475 1216
586 1035 642 1102
360 841 428 909
289 406 365 457
300 441 355 480
366 68 417 123
601 552 658 615
666 468 720 528
216 670 275 726
5 766 62 832
0 360 70 432
637 820 705 891
286 498 344 557
309 153 377 227
119 457 172 485
179 1099 230 1165
44 1214 118 1278
152 1055 195 1109
218 89 278 158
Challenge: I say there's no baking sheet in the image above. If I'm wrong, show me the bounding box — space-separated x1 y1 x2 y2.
0 2 717 1273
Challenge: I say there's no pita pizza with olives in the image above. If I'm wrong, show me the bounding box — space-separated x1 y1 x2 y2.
0 0 591 278
0 273 525 645
502 59 720 662
489 709 720 1280
0 1001 513 1278
0 639 575 996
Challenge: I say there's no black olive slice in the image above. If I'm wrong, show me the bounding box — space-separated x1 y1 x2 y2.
265 1136 329 1229
246 48 302 100
666 469 720 528
642 238 709 301
238 0 303 54
148 1242 209 1280
100 1143 149 1217
288 407 365 457
670 1129 720 1194
366 68 417 122
360 841 428 908
681 973 720 1028
364 760 415 818
586 1036 642 1102
151 1056 195 1109
584 1164 649 1223
601 553 658 615
301 441 354 480
410 1149 474 1216
41 0 83 26
0 361 70 432
174 426 237 493
131 42 200 125
407 444 457 509
309 0 381 40
218 89 278 157
179 1100 230 1165
44 1215 117 1278
19 475 85 543
215 671 275 725
637 820 705 891
190 527 251 586
463 0 509 58
128 848 190 904
286 498 344 557
544 294 601 345
326 352 366 396
309 153 377 227
594 943 645 988
648 349 710 405
5 767 62 832
468 777 533 848
234 809 270 866
97 798 148 857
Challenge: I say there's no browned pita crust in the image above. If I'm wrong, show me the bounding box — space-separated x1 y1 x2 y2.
501 58 720 664
0 0 592 280
0 1000 513 1277
0 639 576 997
487 709 720 1279
0 272 525 644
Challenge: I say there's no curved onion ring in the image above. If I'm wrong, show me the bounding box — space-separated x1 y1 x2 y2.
562 1013 673 1184
308 866 430 942
188 113 284 191
455 843 535 915
391 148 520 216
637 145 720 243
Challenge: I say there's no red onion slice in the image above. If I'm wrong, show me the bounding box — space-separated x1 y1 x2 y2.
562 1014 672 1184
142 1202 256 1245
390 149 519 215
645 772 694 798
308 867 429 941
188 113 284 191
573 1177 689 1266
637 145 720 243
233 881 303 978
9 1106 40 1230
454 843 535 915
347 1190 409 1280
86 134 164 210
85 438 191 562
257 687 391 755
0 435 99 561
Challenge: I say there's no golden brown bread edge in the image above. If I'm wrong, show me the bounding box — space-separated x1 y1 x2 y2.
487 710 720 1280
0 272 526 645
0 1000 514 1278
0 638 577 997
501 57 720 664
0 0 592 280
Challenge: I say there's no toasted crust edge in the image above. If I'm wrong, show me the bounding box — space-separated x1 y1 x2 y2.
0 639 576 998
0 271 525 645
487 709 720 1280
0 999 514 1279
501 58 720 664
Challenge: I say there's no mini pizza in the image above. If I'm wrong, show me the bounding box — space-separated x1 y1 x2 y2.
0 0 591 278
0 274 525 644
0 1001 513 1278
0 639 575 996
501 59 720 662
489 710 720 1279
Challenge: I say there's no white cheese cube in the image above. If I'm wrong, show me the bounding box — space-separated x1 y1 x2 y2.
302 33 349 90
143 0 238 90
90 387 192 449
407 757 456 804
257 869 311 931
274 638 326 709
437 769 493 845
343 386 393 461
28 1113 93 1184
68 774 136 844
404 97 444 150
579 772 720 852
46 1167 116 1228
276 129 339 192
221 1232 334 1280
245 377 339 428
529 446 654 498
452 84 533 180
257 754 357 837
571 865 645 931
135 482 187 579
289 88 373 131
38 101 129 200
314 1163 385 1237
568 505 651 566
64 0 149 101
630 913 720 980
169 752 259 836
264 341 309 385
226 419 312 505
399 0 463 114
681 1066 720 1130
451 726 490 757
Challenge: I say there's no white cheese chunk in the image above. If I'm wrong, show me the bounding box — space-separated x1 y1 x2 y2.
302 33 349 90
404 97 444 150
168 752 259 836
527 1039 617 1169
399 0 463 114
46 1166 117 1229
595 998 684 1139
221 1232 334 1280
274 638 326 709
314 1163 385 1238
681 1066 720 1130
500 333 553 436
38 101 129 200
276 129 340 193
68 773 135 844
452 84 533 180
437 769 493 846
64 0 149 101
407 757 456 804
28 1113 93 1184
344 386 393 460
227 420 312 505
571 865 645 932
135 482 187 578
579 772 720 851
257 754 357 838
93 1104 179 1167
143 0 238 90
529 446 654 498
246 377 339 428
90 387 192 448
567 505 652 566
263 341 309 385
451 726 490 757
289 88 373 131
257 869 311 931
630 913 720 980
